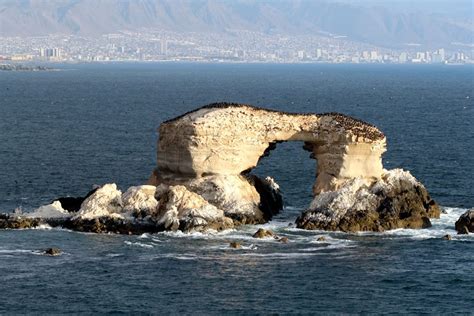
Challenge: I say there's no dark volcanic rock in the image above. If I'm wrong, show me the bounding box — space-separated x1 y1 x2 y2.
455 210 474 234
0 214 44 229
60 217 165 235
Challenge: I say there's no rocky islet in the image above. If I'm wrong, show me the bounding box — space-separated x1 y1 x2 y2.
1 103 444 234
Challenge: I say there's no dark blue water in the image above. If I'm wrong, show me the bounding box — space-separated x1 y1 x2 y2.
0 63 473 314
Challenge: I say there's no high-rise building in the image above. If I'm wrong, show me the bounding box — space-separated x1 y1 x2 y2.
39 47 61 59
53 48 61 58
399 52 408 63
416 52 425 60
370 51 378 61
161 39 168 55
315 48 322 59
438 48 446 61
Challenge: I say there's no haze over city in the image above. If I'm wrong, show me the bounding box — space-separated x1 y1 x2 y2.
1 0 473 64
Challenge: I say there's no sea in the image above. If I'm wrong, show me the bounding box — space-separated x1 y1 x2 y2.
0 63 472 314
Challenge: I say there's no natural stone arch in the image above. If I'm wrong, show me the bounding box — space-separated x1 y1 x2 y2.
150 103 387 194
2 102 440 234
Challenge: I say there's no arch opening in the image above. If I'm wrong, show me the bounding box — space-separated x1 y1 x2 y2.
246 141 317 218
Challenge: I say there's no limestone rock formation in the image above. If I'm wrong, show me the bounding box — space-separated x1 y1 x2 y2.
455 209 474 234
295 169 440 232
149 103 386 195
145 102 393 231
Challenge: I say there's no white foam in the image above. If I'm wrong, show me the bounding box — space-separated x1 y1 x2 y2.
26 201 70 219
138 233 151 239
124 241 154 249
30 224 53 230
238 252 320 258
0 249 47 256
105 253 123 257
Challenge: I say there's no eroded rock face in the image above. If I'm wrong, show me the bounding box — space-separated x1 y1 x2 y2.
295 169 441 232
122 185 158 215
74 183 123 220
153 185 234 232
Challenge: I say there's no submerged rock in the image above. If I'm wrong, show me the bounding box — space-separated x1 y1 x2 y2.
455 209 473 234
295 169 440 232
44 248 61 256
229 242 242 249
252 228 275 238
442 234 452 240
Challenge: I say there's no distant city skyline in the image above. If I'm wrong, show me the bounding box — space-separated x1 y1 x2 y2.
1 32 470 65
0 0 472 64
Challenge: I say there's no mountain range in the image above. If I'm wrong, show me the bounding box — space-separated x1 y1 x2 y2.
0 0 472 48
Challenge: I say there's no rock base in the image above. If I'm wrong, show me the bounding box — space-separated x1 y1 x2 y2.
1 174 283 235
295 169 441 232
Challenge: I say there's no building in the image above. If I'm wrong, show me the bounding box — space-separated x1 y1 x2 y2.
438 48 445 61
161 39 168 55
315 48 322 59
399 52 408 63
416 52 425 61
39 47 62 59
370 51 378 61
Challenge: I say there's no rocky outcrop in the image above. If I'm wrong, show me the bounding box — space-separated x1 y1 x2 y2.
455 210 474 234
295 169 440 232
1 103 441 234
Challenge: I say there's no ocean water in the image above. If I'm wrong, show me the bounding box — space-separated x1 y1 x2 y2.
0 63 472 314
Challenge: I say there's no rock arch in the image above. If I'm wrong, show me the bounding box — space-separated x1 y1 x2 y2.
150 103 387 194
